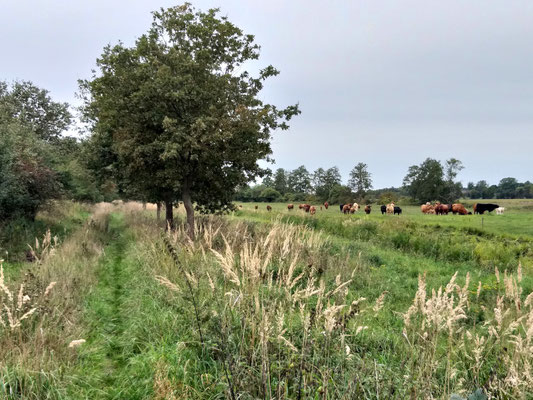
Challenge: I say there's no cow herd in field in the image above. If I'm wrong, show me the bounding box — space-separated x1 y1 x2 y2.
253 201 506 216
421 201 505 215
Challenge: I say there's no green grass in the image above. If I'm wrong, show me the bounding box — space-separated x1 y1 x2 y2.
3 200 533 398
235 200 533 239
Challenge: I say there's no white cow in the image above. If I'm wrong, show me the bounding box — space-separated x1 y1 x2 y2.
495 207 505 215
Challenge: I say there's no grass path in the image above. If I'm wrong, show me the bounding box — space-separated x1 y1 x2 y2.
69 212 139 399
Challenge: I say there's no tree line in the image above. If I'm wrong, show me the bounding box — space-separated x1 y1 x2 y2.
236 157 532 204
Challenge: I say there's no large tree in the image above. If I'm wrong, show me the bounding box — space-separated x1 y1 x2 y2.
313 166 341 201
403 158 446 203
0 81 71 143
287 165 312 195
348 162 372 201
80 4 299 237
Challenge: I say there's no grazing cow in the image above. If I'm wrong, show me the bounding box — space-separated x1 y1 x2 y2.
255 205 258 210
381 205 387 215
239 205 243 209
287 204 294 211
394 206 402 215
340 204 344 212
496 207 505 215
421 204 435 214
343 204 352 214
473 203 500 214
386 203 395 214
299 204 305 210
435 204 449 215
365 205 372 214
267 205 272 212
310 206 316 215
303 204 311 213
351 203 359 212
324 201 329 210
452 203 469 215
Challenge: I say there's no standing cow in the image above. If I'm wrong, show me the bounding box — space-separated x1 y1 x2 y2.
365 205 372 214
381 205 387 215
267 205 272 212
393 206 402 215
324 201 329 210
473 203 500 214
287 204 294 211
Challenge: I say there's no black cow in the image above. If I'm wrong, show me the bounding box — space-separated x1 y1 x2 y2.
340 204 344 212
394 206 402 215
474 203 500 214
381 205 387 215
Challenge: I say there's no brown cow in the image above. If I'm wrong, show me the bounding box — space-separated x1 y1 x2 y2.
435 204 449 215
365 205 371 214
254 205 258 210
298 204 305 210
342 204 351 214
303 204 311 213
267 205 272 212
287 204 294 211
310 206 316 215
324 201 329 210
452 203 469 215
421 203 435 214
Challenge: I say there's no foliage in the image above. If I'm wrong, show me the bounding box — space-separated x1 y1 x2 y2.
403 158 464 203
80 3 299 236
0 122 60 220
0 81 71 143
287 165 312 194
348 162 373 201
313 166 342 201
328 184 354 204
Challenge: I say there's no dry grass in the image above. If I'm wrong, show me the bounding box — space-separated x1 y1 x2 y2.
0 203 111 382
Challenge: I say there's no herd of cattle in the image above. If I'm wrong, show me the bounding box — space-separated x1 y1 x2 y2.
420 202 504 215
253 201 506 216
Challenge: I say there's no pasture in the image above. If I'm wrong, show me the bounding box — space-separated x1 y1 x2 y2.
1 200 533 399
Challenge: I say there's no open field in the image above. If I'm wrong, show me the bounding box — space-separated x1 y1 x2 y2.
234 200 533 239
1 201 533 399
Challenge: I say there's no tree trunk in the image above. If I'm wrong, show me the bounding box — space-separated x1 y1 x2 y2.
165 200 173 230
156 202 162 221
182 186 195 240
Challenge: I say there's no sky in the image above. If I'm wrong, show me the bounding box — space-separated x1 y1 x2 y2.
1 0 532 188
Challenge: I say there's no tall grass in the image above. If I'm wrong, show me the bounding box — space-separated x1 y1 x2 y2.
0 202 111 399
146 215 533 398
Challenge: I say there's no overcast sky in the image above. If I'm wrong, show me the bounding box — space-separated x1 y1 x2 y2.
1 1 532 188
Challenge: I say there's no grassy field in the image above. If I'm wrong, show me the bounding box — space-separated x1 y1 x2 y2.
1 200 533 399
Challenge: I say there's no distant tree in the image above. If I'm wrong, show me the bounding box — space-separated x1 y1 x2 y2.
313 166 341 201
80 4 299 238
273 168 288 194
378 191 399 205
288 166 312 194
262 168 274 187
260 187 282 202
348 163 373 201
403 158 446 203
497 177 519 199
443 158 464 202
328 184 353 204
0 81 71 143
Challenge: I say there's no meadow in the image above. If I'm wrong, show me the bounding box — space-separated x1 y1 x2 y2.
1 200 532 399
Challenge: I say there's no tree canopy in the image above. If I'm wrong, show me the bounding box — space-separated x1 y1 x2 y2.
348 162 373 201
80 4 299 237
